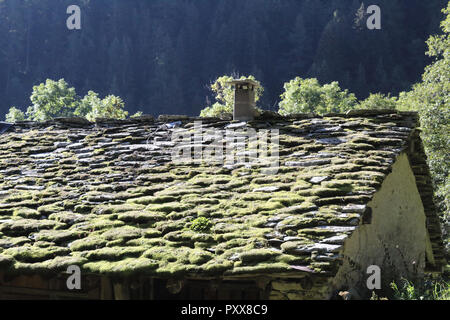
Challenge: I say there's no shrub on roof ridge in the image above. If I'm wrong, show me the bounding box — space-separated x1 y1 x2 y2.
200 75 263 118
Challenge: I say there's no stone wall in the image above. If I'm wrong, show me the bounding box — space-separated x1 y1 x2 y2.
268 276 332 300
330 152 432 298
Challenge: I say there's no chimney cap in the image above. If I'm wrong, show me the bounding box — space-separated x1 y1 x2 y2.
227 79 260 87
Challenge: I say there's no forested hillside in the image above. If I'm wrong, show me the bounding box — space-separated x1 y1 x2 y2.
0 0 446 116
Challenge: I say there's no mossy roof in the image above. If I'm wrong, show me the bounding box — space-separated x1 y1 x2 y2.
0 110 445 279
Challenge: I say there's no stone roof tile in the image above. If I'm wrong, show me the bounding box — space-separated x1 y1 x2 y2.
0 110 445 278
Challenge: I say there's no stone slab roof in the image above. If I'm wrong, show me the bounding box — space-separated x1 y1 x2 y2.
0 110 445 279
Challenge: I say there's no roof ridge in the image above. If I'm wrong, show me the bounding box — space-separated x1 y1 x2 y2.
6 109 419 129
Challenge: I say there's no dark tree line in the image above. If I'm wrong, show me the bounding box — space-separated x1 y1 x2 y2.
0 0 446 116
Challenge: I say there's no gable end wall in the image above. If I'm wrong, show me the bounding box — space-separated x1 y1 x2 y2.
330 152 432 298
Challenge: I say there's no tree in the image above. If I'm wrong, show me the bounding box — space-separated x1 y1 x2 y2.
278 77 357 115
0 1 445 117
355 63 368 98
26 79 79 121
398 3 450 217
74 91 101 119
358 93 398 110
5 107 25 123
353 2 367 31
75 91 128 121
199 102 233 119
88 95 128 121
312 7 355 85
200 75 263 118
288 13 312 73
374 58 389 93
5 78 134 122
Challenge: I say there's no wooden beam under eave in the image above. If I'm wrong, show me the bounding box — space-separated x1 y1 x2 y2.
0 272 3 300
149 278 155 300
100 277 113 300
181 270 316 281
113 279 130 300
0 286 90 299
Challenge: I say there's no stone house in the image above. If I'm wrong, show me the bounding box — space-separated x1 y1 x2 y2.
0 107 445 300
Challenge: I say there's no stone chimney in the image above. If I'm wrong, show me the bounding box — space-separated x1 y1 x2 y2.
229 79 259 121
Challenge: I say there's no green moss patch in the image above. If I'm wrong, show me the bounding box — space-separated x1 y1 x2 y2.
239 249 280 264
41 256 88 272
77 246 145 261
32 230 85 244
4 246 70 263
101 226 142 241
83 257 158 276
95 203 146 215
202 258 234 274
71 217 125 232
0 219 60 236
117 211 165 224
188 249 213 265
127 195 179 205
0 254 14 267
48 212 88 225
13 207 41 219
69 236 108 251
164 230 214 243
145 202 192 213
37 203 64 215
5 192 34 203
0 236 31 249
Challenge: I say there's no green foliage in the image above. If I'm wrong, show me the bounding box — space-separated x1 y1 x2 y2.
76 92 128 121
390 279 420 300
200 75 263 118
390 278 450 300
357 93 398 110
131 111 144 118
369 291 388 300
278 77 357 115
74 91 100 119
6 79 134 123
199 102 233 119
190 217 212 233
5 107 25 122
398 3 450 218
93 95 128 120
26 79 79 121
210 75 235 109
